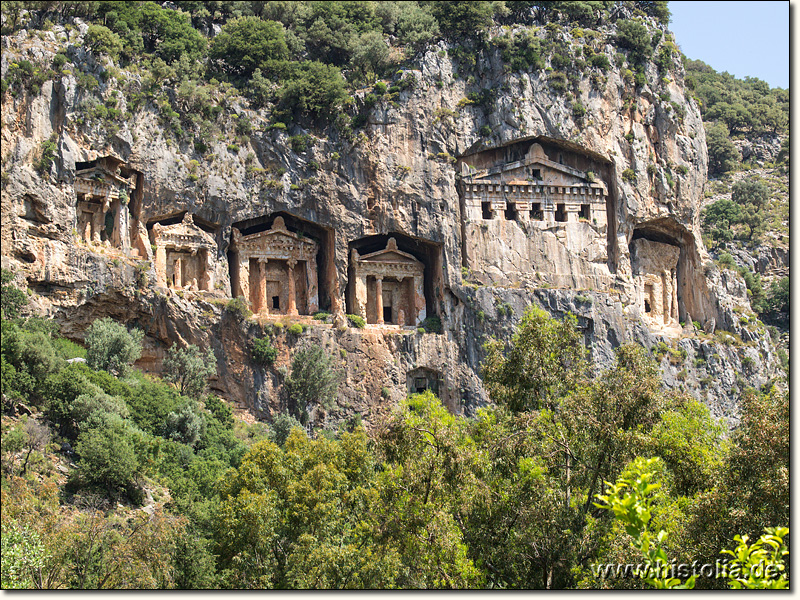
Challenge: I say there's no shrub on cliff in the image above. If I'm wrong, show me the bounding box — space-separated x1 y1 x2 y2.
252 337 278 366
85 318 143 376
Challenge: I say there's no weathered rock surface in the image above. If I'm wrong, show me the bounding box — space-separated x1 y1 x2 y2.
1 17 782 427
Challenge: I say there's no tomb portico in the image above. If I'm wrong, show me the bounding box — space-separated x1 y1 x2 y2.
461 143 608 227
631 238 680 328
349 238 425 326
230 216 319 315
151 213 216 291
75 156 137 249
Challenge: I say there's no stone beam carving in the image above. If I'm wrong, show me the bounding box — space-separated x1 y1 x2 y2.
350 237 425 326
230 216 319 315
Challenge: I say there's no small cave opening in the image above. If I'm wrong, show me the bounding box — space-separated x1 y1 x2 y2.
229 212 336 315
347 232 443 326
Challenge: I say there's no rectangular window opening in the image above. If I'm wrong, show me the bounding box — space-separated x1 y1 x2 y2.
272 296 280 310
579 204 591 220
531 203 543 220
481 201 493 220
504 202 518 221
555 203 567 222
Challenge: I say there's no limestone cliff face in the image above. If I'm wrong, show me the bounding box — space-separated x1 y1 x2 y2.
0 17 778 427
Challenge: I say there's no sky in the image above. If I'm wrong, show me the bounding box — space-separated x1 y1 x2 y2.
667 1 790 89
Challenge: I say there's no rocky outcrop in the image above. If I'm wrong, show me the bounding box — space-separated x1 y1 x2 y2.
1 16 781 426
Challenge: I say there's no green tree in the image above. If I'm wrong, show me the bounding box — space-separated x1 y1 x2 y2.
429 1 495 41
1 269 27 319
85 318 143 376
765 277 789 314
702 199 742 245
163 344 216 399
731 179 769 240
209 16 289 78
482 307 587 412
84 24 123 59
73 417 141 496
373 392 484 588
705 121 740 176
276 60 350 122
285 344 340 424
615 19 653 66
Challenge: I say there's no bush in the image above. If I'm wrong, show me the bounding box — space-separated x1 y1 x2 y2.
421 316 442 334
252 337 278 366
164 401 205 447
1 269 26 319
163 344 216 399
209 17 289 78
289 134 314 153
85 318 143 376
622 168 636 182
615 19 653 66
270 411 305 447
225 297 252 321
285 345 340 424
73 418 140 497
277 61 350 123
35 135 58 175
313 311 331 321
85 24 123 59
347 314 365 328
590 53 610 71
287 323 304 336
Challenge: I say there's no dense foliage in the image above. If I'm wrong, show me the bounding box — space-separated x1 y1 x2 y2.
1 270 788 588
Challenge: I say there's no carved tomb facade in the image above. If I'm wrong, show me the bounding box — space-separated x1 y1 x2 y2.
230 216 319 316
461 142 608 227
349 238 425 326
75 156 137 249
631 237 680 328
151 212 216 291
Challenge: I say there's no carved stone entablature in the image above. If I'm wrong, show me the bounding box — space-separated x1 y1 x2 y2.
462 143 608 226
152 213 217 291
350 238 426 326
230 216 319 316
631 238 680 328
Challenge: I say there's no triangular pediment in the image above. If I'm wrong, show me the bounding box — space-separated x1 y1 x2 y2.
361 249 419 264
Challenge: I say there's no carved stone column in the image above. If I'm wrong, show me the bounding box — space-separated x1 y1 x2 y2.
414 273 426 324
306 258 319 314
662 271 670 325
375 276 384 324
238 255 250 303
287 259 298 315
174 257 182 289
258 259 268 315
92 205 103 243
671 268 678 320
